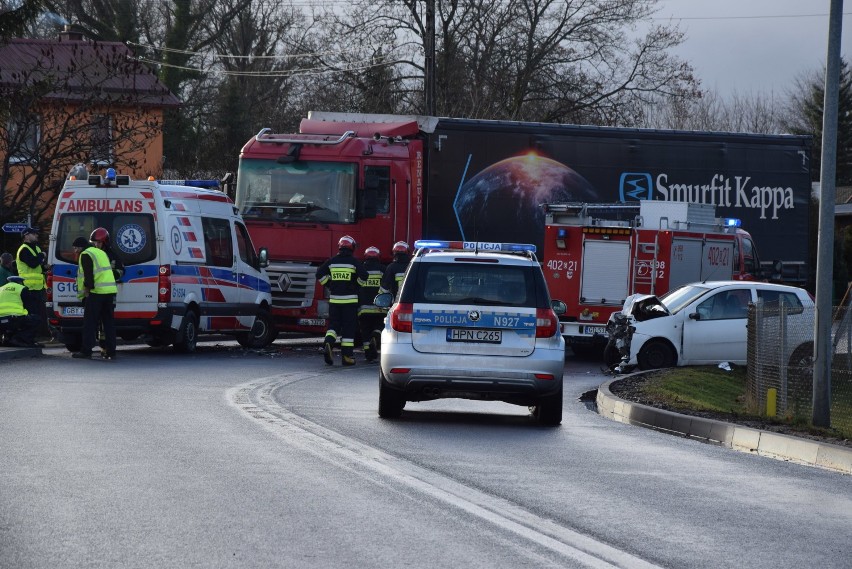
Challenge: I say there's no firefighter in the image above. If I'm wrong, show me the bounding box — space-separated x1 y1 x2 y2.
71 233 118 360
316 235 368 366
0 275 39 347
15 226 46 333
380 241 411 298
358 246 386 362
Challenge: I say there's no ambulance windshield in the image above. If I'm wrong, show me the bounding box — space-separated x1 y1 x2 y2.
236 159 356 224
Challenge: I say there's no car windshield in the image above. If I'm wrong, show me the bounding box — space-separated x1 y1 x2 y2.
659 284 713 314
235 158 356 224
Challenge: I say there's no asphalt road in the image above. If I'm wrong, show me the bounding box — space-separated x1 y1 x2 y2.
1 341 850 568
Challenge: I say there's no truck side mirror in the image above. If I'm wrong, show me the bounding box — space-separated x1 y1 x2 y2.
258 247 269 268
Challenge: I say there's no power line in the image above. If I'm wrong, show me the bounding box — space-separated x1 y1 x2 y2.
655 12 852 21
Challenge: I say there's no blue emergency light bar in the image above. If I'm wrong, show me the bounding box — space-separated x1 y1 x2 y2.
159 179 221 189
722 218 742 228
414 240 536 253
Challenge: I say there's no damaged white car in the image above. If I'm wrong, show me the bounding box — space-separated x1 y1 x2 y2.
604 281 814 371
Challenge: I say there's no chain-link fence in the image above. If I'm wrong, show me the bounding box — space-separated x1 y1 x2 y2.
747 303 852 438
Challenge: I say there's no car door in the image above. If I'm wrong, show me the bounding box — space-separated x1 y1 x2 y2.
681 287 753 364
234 221 265 325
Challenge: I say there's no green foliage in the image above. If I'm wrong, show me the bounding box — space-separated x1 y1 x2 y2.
0 0 46 40
642 366 751 415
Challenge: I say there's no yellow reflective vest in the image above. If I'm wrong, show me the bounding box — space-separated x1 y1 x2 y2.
0 282 28 317
16 243 45 291
77 247 118 297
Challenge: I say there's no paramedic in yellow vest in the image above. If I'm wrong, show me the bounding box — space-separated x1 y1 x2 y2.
0 275 39 347
316 235 368 366
71 233 118 360
16 226 46 331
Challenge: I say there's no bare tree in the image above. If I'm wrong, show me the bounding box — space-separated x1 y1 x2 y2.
322 0 698 123
640 89 785 134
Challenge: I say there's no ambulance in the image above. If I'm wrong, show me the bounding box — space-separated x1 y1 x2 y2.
47 168 275 353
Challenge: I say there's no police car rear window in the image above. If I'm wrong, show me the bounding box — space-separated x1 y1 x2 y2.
56 213 156 265
413 264 535 307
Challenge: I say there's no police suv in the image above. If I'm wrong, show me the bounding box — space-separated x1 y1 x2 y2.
47 169 275 353
375 240 567 425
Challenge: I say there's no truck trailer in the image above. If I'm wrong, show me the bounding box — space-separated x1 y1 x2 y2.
235 112 811 333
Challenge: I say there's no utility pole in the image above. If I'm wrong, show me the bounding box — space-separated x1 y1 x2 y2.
813 0 843 427
424 0 436 116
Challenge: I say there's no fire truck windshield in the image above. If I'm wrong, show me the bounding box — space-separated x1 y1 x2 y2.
235 158 357 224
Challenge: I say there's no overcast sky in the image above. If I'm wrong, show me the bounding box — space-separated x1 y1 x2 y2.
653 0 851 97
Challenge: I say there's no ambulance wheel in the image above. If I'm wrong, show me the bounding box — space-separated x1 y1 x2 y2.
173 311 198 353
63 333 81 353
236 310 276 348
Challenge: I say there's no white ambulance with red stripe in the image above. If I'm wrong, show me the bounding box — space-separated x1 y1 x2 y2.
47 169 275 353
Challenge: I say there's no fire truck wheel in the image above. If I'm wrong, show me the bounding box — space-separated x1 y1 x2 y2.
173 310 199 353
378 371 406 419
236 310 276 348
637 339 676 370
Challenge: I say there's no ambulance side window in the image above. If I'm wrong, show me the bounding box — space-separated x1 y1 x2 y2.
235 222 258 268
201 217 233 267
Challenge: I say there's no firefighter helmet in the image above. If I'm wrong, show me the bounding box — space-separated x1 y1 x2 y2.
338 235 356 250
364 246 380 259
392 241 410 254
90 227 110 243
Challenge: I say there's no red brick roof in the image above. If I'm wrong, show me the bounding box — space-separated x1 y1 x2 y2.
0 37 180 107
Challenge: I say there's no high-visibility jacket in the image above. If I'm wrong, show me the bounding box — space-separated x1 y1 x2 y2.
316 251 367 304
77 247 118 297
16 243 45 291
0 282 28 317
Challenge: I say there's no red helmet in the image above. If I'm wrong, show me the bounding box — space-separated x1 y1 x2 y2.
90 227 110 243
364 246 380 259
392 241 410 254
338 235 356 250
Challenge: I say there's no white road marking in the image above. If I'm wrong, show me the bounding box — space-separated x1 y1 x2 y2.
227 374 661 569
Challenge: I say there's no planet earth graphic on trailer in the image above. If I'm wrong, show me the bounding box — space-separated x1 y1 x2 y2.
453 153 599 250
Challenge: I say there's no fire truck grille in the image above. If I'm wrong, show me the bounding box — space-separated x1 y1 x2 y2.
265 263 317 310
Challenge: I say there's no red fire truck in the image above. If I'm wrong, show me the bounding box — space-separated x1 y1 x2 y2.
542 200 761 353
234 111 809 334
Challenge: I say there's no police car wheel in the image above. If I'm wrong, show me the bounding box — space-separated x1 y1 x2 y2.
236 310 276 349
378 371 406 419
174 311 198 353
533 387 563 426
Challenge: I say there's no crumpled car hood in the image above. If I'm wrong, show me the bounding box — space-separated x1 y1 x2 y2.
622 293 671 322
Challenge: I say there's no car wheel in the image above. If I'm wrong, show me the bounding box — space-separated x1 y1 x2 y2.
603 339 621 367
637 339 676 370
533 387 563 426
788 342 814 402
236 310 277 348
378 371 406 419
173 310 198 353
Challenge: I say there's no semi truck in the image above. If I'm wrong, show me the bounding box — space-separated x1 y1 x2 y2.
541 200 761 353
235 111 811 333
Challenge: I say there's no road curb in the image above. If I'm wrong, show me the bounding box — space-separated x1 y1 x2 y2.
597 373 852 476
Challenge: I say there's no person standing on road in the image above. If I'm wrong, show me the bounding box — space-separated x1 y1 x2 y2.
90 227 124 356
316 235 367 366
15 227 46 331
72 233 117 360
380 241 411 299
0 252 15 285
358 246 386 362
0 275 39 347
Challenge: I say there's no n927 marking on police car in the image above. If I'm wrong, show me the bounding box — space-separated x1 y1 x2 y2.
446 328 502 344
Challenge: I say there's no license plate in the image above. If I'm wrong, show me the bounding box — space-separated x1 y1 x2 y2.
298 318 326 327
446 328 502 344
63 306 85 317
582 325 606 336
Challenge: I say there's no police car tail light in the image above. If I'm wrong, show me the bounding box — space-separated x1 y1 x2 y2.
390 302 413 333
158 265 171 302
535 308 558 338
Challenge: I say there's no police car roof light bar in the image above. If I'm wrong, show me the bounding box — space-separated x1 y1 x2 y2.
413 239 536 254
